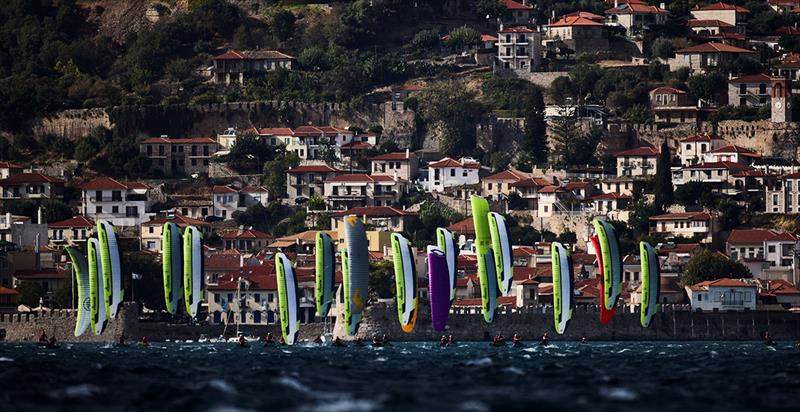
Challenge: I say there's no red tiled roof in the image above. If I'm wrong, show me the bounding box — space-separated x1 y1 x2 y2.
615 147 659 157
341 141 373 149
657 243 701 255
448 218 475 235
428 157 480 169
498 27 536 33
589 192 630 200
565 181 592 190
141 137 216 144
257 127 294 136
81 177 144 190
650 212 716 221
14 268 67 280
480 34 498 42
327 174 405 183
0 172 64 185
239 186 269 193
287 165 341 173
651 86 686 94
293 125 349 136
731 169 766 178
48 216 94 229
727 229 797 245
205 252 242 271
0 285 17 295
728 74 774 84
207 264 278 291
707 144 760 157
683 161 751 170
562 11 605 21
502 0 533 10
692 2 749 13
484 169 529 181
370 152 411 161
331 206 413 218
764 279 800 295
212 50 294 60
221 230 273 239
142 214 210 227
775 26 800 36
453 296 516 307
686 19 734 28
769 0 800 5
539 185 566 194
688 278 755 292
0 161 23 169
212 185 238 193
548 16 603 27
511 177 551 188
677 42 754 54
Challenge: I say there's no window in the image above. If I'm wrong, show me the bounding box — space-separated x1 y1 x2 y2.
191 159 197 166
95 190 103 201
488 183 493 190
450 169 455 177
254 293 261 302
698 294 702 302
768 245 776 253
95 206 102 214
740 84 747 94
146 241 156 249
112 206 119 213
149 226 154 234
759 83 766 94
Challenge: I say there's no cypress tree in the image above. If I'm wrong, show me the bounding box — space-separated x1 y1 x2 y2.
654 140 674 211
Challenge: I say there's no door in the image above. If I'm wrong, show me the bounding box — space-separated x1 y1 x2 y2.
253 311 261 324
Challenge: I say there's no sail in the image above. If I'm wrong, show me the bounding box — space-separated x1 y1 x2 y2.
342 215 369 336
590 235 616 325
276 252 300 345
488 212 513 296
640 242 661 328
88 238 107 335
183 226 203 318
97 220 122 319
427 246 450 332
436 227 459 303
391 233 418 333
162 222 183 315
470 196 498 323
315 232 336 318
66 247 91 337
552 242 574 334
592 219 622 310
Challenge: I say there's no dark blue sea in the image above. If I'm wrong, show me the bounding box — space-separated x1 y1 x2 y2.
0 341 798 412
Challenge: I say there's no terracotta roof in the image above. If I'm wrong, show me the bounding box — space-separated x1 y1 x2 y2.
327 174 405 183
764 279 800 295
141 137 216 144
707 32 746 41
731 169 766 178
331 206 413 218
548 16 603 27
615 147 659 157
606 3 668 14
707 145 760 157
142 214 210 227
498 27 536 33
239 186 269 193
293 125 349 136
538 185 566 194
0 161 23 169
81 177 149 190
428 157 480 169
257 127 294 136
681 134 722 142
651 86 686 94
728 74 775 84
683 161 751 170
565 181 592 191
453 296 516 307
0 285 18 295
480 34 498 42
448 218 475 235
484 169 529 181
511 177 552 188
589 192 630 200
370 152 411 161
727 229 797 245
650 212 716 221
287 165 341 173
676 42 754 54
501 0 533 10
207 264 277 291
686 19 734 28
212 50 294 61
0 172 64 185
688 278 755 292
341 141 373 149
657 243 701 255
205 252 242 271
221 229 273 239
562 11 605 21
692 2 749 13
212 185 238 194
48 216 94 229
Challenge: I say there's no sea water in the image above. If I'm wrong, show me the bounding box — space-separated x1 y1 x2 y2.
0 341 798 411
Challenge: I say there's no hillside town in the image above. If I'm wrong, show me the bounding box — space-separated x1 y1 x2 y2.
3 0 800 328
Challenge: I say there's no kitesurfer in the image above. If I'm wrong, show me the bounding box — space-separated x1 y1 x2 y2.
491 334 506 347
332 337 344 347
238 335 248 347
512 334 522 347
447 335 456 347
354 337 364 346
372 336 383 347
140 336 150 347
118 334 127 347
313 335 323 345
382 334 391 346
763 331 775 346
580 336 588 345
38 331 48 344
279 336 286 346
47 336 58 348
264 332 275 345
440 335 448 347
539 332 550 346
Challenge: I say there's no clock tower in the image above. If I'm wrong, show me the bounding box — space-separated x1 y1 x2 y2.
771 76 792 123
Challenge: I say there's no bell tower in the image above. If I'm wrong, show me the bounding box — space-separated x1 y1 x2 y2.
771 76 792 123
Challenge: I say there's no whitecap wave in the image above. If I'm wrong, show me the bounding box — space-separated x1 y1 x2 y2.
458 400 489 411
465 357 493 367
208 379 237 395
599 387 638 401
0 357 13 362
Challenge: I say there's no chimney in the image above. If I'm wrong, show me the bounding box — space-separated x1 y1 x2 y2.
405 148 410 159
37 207 42 224
614 0 618 7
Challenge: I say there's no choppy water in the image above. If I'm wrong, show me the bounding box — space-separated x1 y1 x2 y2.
1 341 799 412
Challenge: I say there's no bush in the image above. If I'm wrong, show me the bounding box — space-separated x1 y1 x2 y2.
412 30 440 50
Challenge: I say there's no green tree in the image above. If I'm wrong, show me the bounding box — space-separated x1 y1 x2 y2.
262 148 300 199
15 281 43 307
369 260 394 301
651 38 674 59
272 10 296 42
445 25 480 50
412 29 440 50
411 201 464 246
549 76 576 105
556 231 577 244
475 0 510 20
688 72 727 103
653 140 674 212
123 252 165 312
298 47 330 71
417 81 485 157
681 249 751 287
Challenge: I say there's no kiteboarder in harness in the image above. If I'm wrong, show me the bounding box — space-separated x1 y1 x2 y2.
371 335 383 347
47 336 58 348
512 334 523 347
382 334 391 346
539 332 550 346
238 335 249 347
447 335 456 347
313 335 323 345
140 336 150 347
332 337 345 347
440 335 448 347
118 334 127 347
264 332 275 345
38 331 48 344
354 337 365 347
763 331 775 346
580 336 589 345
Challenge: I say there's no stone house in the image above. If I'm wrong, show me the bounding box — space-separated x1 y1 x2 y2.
210 185 269 220
604 1 668 36
649 211 719 243
140 136 219 177
615 146 659 177
674 161 753 194
0 172 64 200
765 171 800 213
221 229 273 252
678 134 727 166
726 229 798 282
510 177 553 210
543 15 607 54
670 42 755 73
48 216 94 250
330 206 416 233
370 150 418 182
0 213 47 249
482 169 530 200
212 50 295 85
690 2 749 34
324 174 407 209
499 0 534 25
649 86 708 124
496 27 541 74
286 165 342 204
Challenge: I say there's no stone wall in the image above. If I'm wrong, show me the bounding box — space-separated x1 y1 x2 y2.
0 303 139 343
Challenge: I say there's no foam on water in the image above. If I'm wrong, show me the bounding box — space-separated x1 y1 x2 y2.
599 387 639 401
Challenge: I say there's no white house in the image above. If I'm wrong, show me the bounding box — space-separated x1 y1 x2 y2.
615 147 659 177
427 157 480 193
726 229 798 282
649 211 719 243
81 177 154 228
679 134 727 166
686 278 757 311
211 185 269 220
